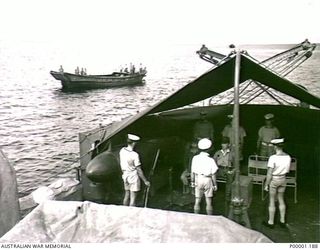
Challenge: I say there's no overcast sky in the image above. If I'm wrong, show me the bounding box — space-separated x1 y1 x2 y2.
1 0 319 46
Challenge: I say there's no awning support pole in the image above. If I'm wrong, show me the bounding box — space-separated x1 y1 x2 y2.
233 50 241 198
228 50 251 228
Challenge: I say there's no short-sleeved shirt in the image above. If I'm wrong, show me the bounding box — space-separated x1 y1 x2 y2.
120 147 142 191
119 147 141 172
267 154 291 176
222 124 246 145
258 126 280 143
214 149 231 167
191 152 218 176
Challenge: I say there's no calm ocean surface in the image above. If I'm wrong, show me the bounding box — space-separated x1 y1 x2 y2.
1 40 319 196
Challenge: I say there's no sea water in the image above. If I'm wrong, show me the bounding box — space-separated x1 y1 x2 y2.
0 40 319 196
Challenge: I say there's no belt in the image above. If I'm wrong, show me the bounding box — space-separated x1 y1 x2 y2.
272 174 286 178
199 174 212 177
220 165 233 169
261 142 273 146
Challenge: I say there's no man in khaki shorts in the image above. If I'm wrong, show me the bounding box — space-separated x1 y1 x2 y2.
191 138 218 215
119 134 150 206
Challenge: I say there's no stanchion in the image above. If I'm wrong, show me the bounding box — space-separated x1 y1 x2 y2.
228 49 251 228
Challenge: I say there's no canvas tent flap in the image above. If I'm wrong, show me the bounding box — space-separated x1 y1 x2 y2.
240 55 320 108
0 200 271 243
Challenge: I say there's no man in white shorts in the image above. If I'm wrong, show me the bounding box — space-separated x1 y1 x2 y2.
119 134 150 206
191 138 218 215
263 138 291 228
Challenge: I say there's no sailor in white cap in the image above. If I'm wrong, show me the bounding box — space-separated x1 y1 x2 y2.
263 138 291 229
191 138 218 215
128 134 140 141
119 134 150 206
257 113 280 157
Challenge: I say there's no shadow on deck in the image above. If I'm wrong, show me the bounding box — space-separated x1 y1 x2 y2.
140 171 319 243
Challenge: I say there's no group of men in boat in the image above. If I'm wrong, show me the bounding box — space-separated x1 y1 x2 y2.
119 112 291 228
74 66 87 76
59 65 88 76
119 63 147 75
58 64 147 77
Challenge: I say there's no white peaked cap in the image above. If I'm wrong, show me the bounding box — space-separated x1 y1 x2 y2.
198 138 212 150
270 138 284 145
264 113 274 120
128 134 140 141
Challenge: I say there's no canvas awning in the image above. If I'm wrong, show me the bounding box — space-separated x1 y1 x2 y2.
96 53 320 149
149 54 320 113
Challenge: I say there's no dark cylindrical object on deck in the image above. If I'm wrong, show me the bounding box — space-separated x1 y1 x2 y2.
86 151 120 183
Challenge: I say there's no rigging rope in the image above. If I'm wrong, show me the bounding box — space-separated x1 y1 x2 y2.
208 43 315 105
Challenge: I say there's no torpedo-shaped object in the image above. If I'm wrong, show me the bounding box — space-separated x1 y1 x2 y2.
85 151 120 183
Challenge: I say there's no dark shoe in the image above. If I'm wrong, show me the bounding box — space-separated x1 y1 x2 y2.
279 222 287 228
262 221 274 229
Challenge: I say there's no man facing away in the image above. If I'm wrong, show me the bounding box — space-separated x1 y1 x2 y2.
119 134 150 206
263 138 291 229
191 138 218 215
